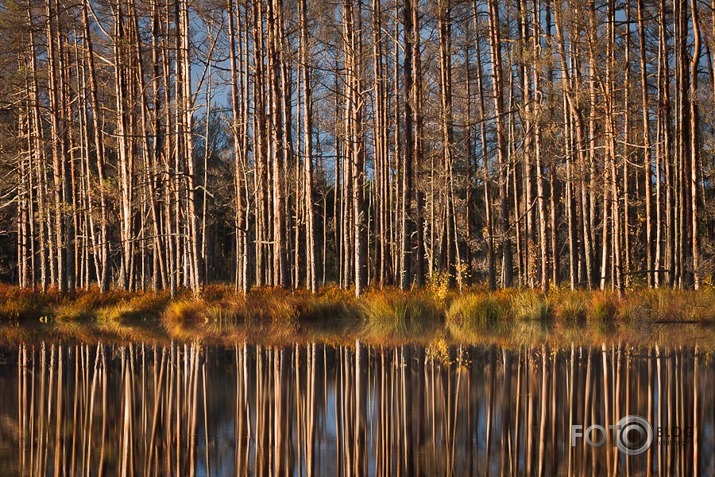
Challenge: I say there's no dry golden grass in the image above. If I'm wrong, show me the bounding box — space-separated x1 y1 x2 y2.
360 289 441 341
446 292 509 330
96 291 170 323
511 290 552 321
1 285 715 348
0 284 55 320
551 289 588 324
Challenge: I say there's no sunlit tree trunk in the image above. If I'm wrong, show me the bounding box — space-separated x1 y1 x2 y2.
637 0 654 288
690 0 701 289
299 0 317 293
438 0 458 286
400 0 415 290
487 0 513 287
228 0 250 293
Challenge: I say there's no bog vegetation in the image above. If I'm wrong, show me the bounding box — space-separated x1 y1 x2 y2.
0 0 713 299
0 284 714 348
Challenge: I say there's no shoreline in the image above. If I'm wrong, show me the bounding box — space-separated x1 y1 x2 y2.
0 285 714 349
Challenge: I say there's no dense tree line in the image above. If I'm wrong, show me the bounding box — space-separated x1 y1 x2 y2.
0 0 714 296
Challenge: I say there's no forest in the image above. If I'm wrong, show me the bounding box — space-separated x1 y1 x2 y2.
0 0 713 298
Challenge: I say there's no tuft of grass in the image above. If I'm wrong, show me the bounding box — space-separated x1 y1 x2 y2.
265 296 300 322
361 290 440 340
159 286 359 326
511 291 551 321
0 285 53 320
688 289 715 322
587 292 619 324
54 289 129 321
446 293 510 330
552 290 587 325
246 289 301 322
617 293 654 322
96 292 170 323
203 303 242 323
55 296 99 321
301 292 359 322
200 284 235 302
163 299 206 323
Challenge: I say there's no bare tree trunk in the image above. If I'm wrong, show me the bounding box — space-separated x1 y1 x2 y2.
487 0 513 287
438 0 458 286
532 0 549 293
637 0 654 288
228 0 249 293
46 0 67 292
26 1 47 292
472 3 496 290
372 0 390 288
554 0 592 289
268 0 289 289
400 0 415 290
412 0 425 288
299 0 317 293
178 0 201 294
690 0 701 289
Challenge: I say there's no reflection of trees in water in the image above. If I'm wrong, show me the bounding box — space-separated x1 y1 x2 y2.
6 342 712 476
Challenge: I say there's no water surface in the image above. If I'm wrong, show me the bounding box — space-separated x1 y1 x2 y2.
0 342 712 476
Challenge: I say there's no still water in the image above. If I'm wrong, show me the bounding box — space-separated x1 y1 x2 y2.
0 342 712 476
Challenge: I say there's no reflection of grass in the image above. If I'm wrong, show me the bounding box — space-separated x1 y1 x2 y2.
508 319 554 344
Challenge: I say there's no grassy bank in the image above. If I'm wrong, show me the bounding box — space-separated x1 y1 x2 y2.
1 284 714 347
